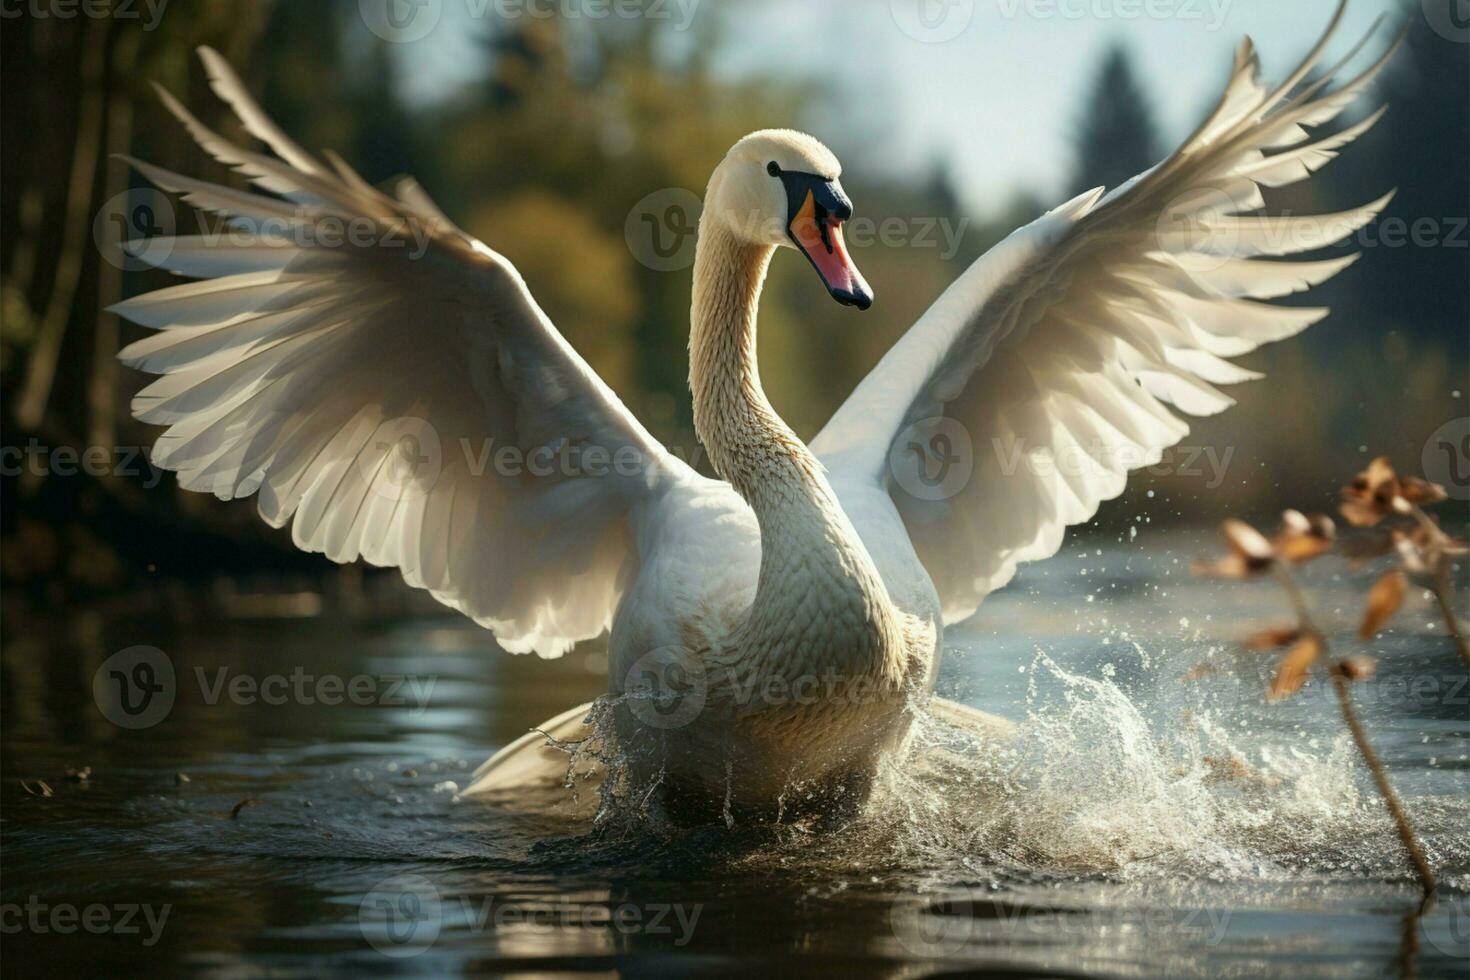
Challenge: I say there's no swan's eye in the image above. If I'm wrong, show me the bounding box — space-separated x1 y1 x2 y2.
766 161 781 177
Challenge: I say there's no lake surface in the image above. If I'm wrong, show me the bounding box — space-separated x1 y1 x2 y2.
3 531 1467 977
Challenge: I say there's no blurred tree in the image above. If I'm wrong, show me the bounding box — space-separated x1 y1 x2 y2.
8 1 1458 606
1095 19 1470 525
1 1 294 601
1069 45 1161 196
1341 14 1470 352
421 7 813 441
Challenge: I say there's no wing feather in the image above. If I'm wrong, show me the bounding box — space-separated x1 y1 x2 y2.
116 49 687 656
813 2 1393 622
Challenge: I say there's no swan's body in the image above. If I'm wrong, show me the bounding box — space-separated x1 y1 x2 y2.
116 3 1393 821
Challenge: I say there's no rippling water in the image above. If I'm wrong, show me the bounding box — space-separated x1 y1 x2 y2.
3 531 1467 977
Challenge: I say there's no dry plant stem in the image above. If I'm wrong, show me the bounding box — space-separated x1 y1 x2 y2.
1326 670 1437 895
1271 566 1438 897
1430 555 1469 667
1396 903 1425 980
1406 504 1469 667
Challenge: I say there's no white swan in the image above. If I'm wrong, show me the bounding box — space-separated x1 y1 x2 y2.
115 4 1392 821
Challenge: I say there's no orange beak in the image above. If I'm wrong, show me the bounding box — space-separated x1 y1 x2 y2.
788 189 873 310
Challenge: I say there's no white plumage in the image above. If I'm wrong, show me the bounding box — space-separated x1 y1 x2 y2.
115 2 1393 817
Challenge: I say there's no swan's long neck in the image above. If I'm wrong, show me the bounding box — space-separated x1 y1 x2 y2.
689 218 900 680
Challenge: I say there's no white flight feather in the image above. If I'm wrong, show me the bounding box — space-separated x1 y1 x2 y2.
812 0 1395 624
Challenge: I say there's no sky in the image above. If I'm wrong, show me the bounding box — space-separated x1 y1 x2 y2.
389 0 1405 216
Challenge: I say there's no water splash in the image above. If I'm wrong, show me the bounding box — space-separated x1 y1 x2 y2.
868 649 1466 886
509 647 1468 889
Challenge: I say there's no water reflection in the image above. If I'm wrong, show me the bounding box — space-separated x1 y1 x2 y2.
3 540 1467 976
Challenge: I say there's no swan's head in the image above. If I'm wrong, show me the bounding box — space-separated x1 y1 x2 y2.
706 129 873 310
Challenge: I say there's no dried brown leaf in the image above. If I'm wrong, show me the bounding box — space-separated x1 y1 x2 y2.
1222 518 1275 562
1245 625 1302 650
1276 533 1334 563
1269 633 1323 701
1274 510 1335 563
1279 509 1311 535
1340 497 1386 528
1359 568 1407 639
1400 476 1448 506
1359 457 1399 492
1341 457 1402 527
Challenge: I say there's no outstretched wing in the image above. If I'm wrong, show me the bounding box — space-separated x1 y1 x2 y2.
116 47 689 657
812 4 1396 624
